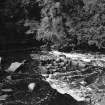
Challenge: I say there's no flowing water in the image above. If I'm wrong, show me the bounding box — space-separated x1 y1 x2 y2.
1 50 105 105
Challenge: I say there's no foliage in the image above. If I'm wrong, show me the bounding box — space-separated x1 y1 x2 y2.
36 0 105 51
1 0 105 51
63 0 105 50
37 0 65 46
36 0 85 50
72 0 105 49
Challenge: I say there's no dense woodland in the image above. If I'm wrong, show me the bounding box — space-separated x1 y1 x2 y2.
0 0 105 52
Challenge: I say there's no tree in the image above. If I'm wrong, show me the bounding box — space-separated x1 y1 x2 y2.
37 0 65 47
36 0 105 51
36 0 84 50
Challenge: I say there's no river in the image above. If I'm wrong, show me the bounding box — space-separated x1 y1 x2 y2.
1 50 105 105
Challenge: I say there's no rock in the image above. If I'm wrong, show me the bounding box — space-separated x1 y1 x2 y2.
30 54 40 60
53 61 58 66
46 64 52 69
1 88 13 92
63 67 67 71
28 83 36 91
78 60 86 68
56 58 61 63
45 77 90 102
72 60 78 66
60 62 65 67
0 95 8 100
0 57 2 64
6 76 12 80
39 66 47 74
91 60 105 67
6 60 26 72
41 50 105 105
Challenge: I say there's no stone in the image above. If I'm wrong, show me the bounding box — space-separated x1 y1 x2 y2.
6 60 26 72
28 83 36 91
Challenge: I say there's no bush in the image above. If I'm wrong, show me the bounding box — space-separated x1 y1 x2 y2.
36 0 105 51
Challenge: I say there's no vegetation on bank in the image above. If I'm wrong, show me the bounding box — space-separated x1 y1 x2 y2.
0 0 105 52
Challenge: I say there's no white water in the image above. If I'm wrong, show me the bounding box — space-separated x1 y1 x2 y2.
49 50 105 67
42 51 105 102
45 76 90 101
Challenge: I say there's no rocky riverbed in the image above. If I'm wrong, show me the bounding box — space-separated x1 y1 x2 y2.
34 50 105 105
1 50 105 105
